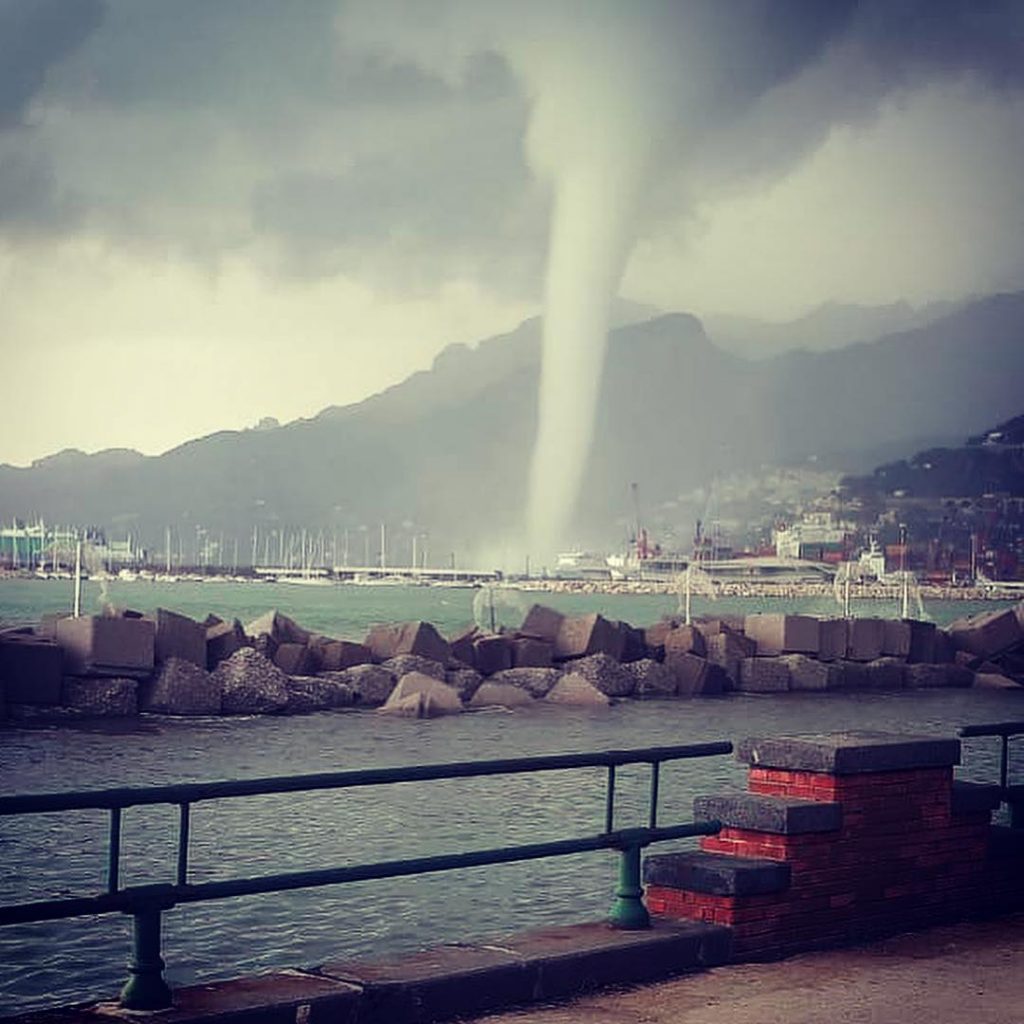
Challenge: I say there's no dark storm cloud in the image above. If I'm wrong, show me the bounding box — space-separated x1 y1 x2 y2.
0 0 104 128
250 84 540 287
2 0 1023 294
56 0 500 118
849 0 1024 86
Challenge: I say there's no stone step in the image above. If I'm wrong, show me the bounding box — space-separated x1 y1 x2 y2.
989 824 1024 862
694 792 842 835
644 850 792 897
950 780 1003 817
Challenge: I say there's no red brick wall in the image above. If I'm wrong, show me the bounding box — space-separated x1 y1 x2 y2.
648 762 1004 960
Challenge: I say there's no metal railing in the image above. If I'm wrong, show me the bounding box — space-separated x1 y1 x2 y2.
958 720 1024 828
0 741 730 1010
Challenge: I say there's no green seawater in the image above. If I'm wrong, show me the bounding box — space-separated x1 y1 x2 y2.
0 577 1013 634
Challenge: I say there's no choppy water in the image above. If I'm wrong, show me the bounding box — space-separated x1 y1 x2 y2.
0 580 1022 1014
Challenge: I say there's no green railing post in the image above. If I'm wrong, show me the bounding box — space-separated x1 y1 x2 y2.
120 891 174 1010
608 839 650 930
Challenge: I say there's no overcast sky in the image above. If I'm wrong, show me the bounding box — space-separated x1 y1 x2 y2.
1 0 1022 467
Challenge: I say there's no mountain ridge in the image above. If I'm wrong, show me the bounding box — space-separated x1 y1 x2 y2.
2 291 1021 561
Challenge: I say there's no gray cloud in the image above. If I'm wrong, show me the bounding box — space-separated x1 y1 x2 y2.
0 0 1021 300
0 0 104 128
0 147 79 233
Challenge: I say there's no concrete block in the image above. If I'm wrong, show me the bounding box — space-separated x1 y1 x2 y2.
781 653 840 691
736 731 961 774
833 660 868 690
618 621 648 663
486 667 561 698
706 632 756 687
382 654 446 681
625 658 677 698
316 639 372 672
141 657 222 715
511 637 553 668
273 642 317 676
554 613 623 662
469 681 536 708
448 626 480 666
974 672 1022 689
743 614 819 655
643 620 676 659
380 672 462 718
544 672 612 706
817 618 848 661
61 677 138 717
38 612 70 640
665 652 709 696
663 625 707 658
151 608 206 668
693 618 729 640
932 628 955 663
738 657 790 693
694 792 842 834
846 617 885 662
341 664 396 706
55 615 154 678
904 663 973 689
206 618 246 670
445 667 483 701
864 657 905 689
948 608 1024 659
472 634 513 675
520 604 565 643
906 619 937 663
245 609 310 645
644 851 791 897
882 619 912 658
213 648 289 715
365 621 450 663
0 636 63 703
568 653 635 697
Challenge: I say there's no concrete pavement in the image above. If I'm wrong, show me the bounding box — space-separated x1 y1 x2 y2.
467 913 1024 1024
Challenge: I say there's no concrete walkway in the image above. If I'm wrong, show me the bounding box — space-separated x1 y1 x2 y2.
467 913 1024 1024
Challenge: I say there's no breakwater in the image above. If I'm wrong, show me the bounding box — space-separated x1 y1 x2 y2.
1 593 1021 724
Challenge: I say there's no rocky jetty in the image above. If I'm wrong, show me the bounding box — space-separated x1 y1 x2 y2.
0 600 1021 724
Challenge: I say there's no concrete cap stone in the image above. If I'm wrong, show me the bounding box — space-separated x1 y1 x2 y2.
737 731 960 774
950 780 1002 816
694 792 842 834
644 850 791 896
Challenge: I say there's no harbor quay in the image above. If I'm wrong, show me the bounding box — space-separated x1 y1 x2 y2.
2 729 1023 1024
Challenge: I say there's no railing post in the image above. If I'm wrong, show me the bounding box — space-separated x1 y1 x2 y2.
608 839 650 930
120 890 174 1010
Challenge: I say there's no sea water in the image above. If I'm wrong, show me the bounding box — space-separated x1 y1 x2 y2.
0 579 1021 1013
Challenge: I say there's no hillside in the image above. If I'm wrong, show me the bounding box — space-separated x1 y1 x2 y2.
841 411 1024 500
2 291 1023 562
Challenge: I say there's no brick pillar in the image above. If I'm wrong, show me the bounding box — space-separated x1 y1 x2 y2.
645 731 1012 961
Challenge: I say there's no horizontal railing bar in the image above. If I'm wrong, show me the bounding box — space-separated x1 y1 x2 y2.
0 820 721 926
0 743 732 816
959 722 1024 739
